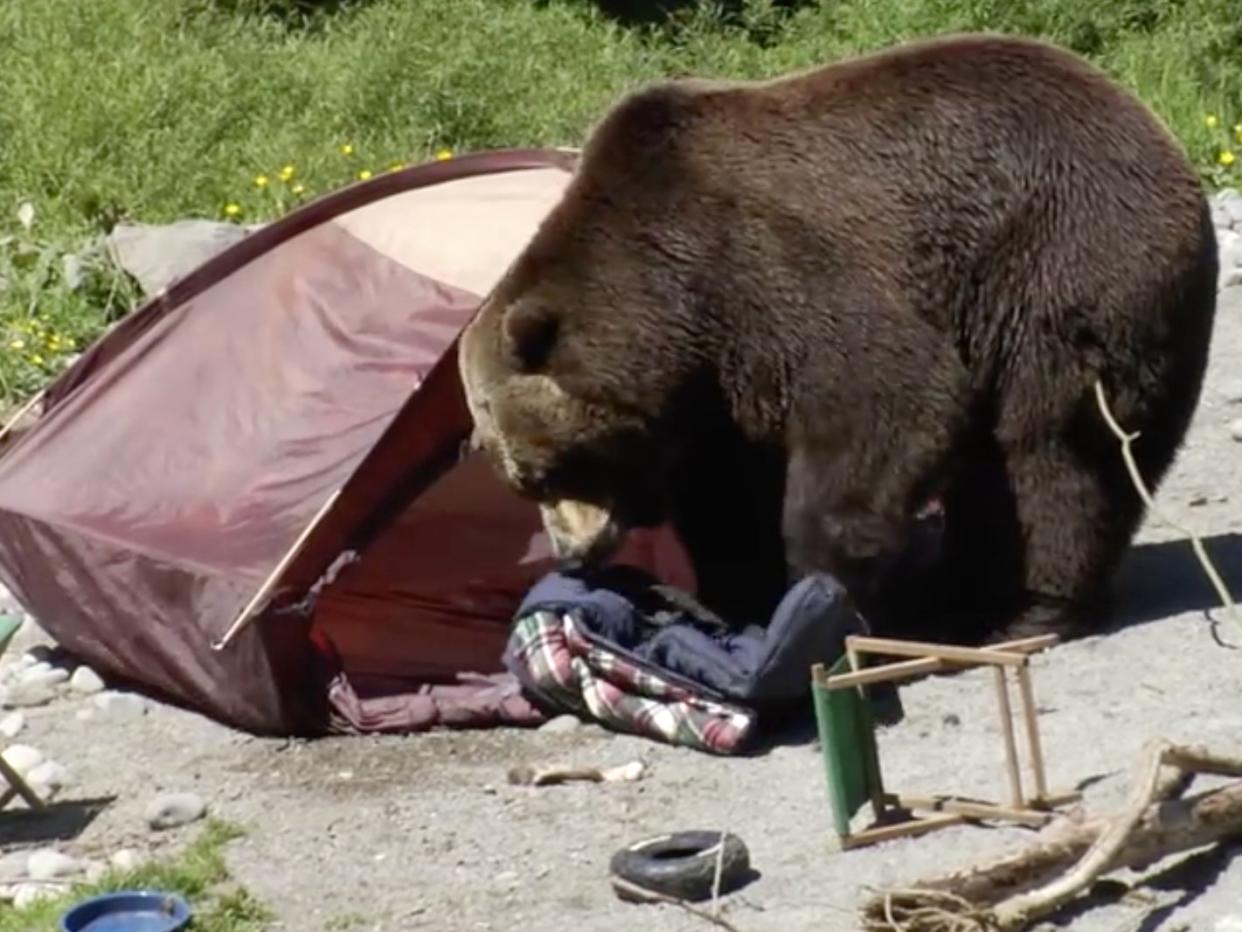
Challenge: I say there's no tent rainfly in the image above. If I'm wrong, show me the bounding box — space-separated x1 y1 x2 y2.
0 149 694 735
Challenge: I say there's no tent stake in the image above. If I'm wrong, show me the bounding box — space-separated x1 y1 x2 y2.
211 487 343 651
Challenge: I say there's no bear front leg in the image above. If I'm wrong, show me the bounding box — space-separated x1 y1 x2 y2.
666 435 790 628
780 344 970 633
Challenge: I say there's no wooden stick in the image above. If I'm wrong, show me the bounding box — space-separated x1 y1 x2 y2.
861 742 1242 930
842 813 966 849
893 795 1053 828
211 487 342 650
825 656 945 689
1014 664 1049 800
847 635 1028 667
0 756 44 810
992 739 1168 927
0 389 44 446
992 667 1024 807
1094 379 1238 627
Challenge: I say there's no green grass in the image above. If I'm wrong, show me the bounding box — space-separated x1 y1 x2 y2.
2 0 1242 408
0 819 270 932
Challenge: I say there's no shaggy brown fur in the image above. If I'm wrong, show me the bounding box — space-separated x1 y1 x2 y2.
458 32 1218 643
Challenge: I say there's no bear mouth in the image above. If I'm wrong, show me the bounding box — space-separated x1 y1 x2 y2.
539 499 626 568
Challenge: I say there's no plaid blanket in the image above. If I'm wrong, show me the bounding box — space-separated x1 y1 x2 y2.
506 608 756 754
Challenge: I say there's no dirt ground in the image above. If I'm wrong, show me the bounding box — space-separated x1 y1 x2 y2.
3 285 1242 932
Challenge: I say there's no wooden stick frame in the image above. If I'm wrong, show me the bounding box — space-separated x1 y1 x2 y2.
813 633 1080 850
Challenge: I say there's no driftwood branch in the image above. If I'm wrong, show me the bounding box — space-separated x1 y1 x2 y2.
861 741 1242 931
1093 379 1239 629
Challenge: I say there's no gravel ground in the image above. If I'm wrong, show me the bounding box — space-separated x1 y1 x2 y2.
1 287 1241 931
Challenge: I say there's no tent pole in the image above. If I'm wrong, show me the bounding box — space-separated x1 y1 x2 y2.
211 487 343 651
0 389 46 445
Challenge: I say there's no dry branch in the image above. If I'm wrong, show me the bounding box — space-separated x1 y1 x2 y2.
861 741 1242 931
1093 379 1239 629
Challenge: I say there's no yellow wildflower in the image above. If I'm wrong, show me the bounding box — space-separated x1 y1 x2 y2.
279 165 295 182
1206 114 1219 128
292 183 305 195
389 162 405 173
357 169 373 181
30 354 43 366
340 143 354 156
9 340 24 351
435 148 453 161
255 174 269 188
224 203 242 218
1221 150 1237 167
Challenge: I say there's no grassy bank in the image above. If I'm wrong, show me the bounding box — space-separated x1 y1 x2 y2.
0 820 269 932
1 0 1241 406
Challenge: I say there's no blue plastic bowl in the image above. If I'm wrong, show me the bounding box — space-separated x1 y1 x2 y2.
58 891 193 932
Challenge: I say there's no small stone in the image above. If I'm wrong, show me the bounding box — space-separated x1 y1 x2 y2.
145 792 206 830
538 714 581 734
93 690 148 720
0 713 24 738
1230 418 1242 443
1 744 44 776
26 848 81 881
13 882 63 909
19 665 69 689
1218 189 1242 229
27 760 71 793
23 646 58 666
110 849 144 872
3 681 56 708
69 666 105 695
83 860 107 883
942 713 962 728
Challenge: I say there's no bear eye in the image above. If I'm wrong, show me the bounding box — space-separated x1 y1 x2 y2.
504 301 560 372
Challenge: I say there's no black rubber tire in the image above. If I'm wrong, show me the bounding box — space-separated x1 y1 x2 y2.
609 830 751 903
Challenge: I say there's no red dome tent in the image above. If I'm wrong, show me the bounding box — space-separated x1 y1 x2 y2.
0 149 692 735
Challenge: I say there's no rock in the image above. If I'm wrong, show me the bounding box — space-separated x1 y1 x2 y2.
1216 189 1242 230
26 848 81 881
1221 267 1242 291
92 690 148 720
83 860 107 883
13 882 64 909
1230 418 1242 442
1221 229 1242 270
23 646 59 666
0 713 24 738
75 708 95 723
1214 916 1242 932
145 792 206 830
1 744 44 776
538 714 582 734
19 665 68 689
69 666 105 695
107 219 261 298
2 681 56 708
27 760 71 794
110 849 144 872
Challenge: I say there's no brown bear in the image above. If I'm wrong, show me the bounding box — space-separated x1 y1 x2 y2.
458 32 1218 645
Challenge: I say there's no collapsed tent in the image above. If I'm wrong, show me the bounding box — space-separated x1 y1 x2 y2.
0 148 698 736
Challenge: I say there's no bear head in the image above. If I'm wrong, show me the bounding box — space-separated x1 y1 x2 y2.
458 79 740 566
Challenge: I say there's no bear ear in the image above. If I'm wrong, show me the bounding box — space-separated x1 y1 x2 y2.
503 299 560 372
